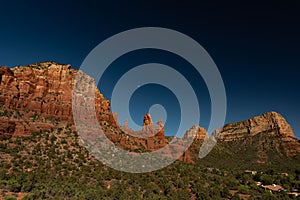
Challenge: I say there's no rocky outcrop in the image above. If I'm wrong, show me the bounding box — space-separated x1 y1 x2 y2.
0 62 111 137
181 112 300 164
140 114 167 142
1 62 299 166
0 63 111 122
143 113 153 127
155 119 165 139
142 113 155 135
177 125 209 163
0 66 14 84
118 114 168 150
219 112 296 141
121 114 166 140
0 62 168 152
215 111 300 159
184 125 208 140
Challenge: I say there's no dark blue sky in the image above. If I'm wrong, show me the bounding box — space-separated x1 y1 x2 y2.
0 1 299 137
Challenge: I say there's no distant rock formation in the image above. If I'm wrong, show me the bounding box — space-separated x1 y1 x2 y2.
180 111 300 164
155 119 165 139
184 125 208 140
219 111 295 141
143 113 154 127
119 114 168 150
124 119 129 128
0 62 299 167
142 113 155 134
216 111 300 158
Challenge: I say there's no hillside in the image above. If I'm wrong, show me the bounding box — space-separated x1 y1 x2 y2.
0 62 299 199
185 112 300 171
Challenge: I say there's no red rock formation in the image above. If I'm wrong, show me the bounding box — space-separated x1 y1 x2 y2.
119 114 168 150
143 113 153 126
121 119 134 135
142 113 155 135
155 119 165 139
0 63 111 137
0 63 168 152
177 125 209 163
0 66 14 79
0 62 110 124
124 119 128 128
142 114 167 142
1 62 299 164
180 150 193 163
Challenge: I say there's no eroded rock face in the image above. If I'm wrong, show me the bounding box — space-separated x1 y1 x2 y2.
220 112 296 141
177 125 209 163
217 112 300 158
0 63 109 138
142 113 155 134
0 66 14 84
1 63 298 165
184 125 208 140
155 119 165 139
119 114 168 150
0 62 110 123
143 113 153 126
180 112 300 163
141 114 166 141
0 63 168 152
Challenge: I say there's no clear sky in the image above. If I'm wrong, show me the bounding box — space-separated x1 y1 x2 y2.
0 1 299 138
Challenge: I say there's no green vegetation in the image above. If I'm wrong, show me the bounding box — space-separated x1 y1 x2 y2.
0 106 299 199
200 132 300 173
0 109 13 118
0 126 299 199
26 62 65 70
4 195 17 200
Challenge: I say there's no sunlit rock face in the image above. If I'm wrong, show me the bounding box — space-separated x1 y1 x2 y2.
184 125 208 141
1 62 299 165
219 111 295 141
0 63 168 152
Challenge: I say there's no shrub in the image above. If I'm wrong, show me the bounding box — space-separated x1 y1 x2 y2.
4 195 17 200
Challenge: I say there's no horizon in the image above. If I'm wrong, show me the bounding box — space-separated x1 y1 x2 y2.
1 1 299 138
2 61 299 139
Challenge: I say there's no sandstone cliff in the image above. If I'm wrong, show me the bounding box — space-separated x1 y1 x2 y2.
216 112 300 157
0 62 168 151
220 112 295 141
184 125 208 140
0 62 299 167
0 62 110 123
